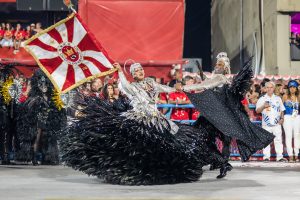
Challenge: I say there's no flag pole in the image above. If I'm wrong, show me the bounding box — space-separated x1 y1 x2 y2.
63 0 77 14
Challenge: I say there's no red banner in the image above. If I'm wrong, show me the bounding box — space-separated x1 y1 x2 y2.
79 0 185 62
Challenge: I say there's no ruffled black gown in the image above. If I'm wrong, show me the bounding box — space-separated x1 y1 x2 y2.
59 92 232 185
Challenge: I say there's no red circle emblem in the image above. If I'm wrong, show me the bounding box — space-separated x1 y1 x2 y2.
61 45 79 62
58 42 83 65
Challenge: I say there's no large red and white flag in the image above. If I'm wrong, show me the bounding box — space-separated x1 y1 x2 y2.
24 13 116 93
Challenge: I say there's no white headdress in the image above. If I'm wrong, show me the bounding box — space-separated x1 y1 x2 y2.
123 59 144 76
216 52 231 74
129 63 143 76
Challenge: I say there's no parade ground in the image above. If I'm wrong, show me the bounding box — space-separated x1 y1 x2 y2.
1 162 300 200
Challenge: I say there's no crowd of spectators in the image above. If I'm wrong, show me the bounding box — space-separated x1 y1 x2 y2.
8 69 300 123
0 22 43 54
72 71 300 124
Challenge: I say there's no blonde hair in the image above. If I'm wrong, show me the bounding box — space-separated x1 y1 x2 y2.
265 81 275 88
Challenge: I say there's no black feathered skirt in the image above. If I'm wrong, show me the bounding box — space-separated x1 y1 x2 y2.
59 98 226 185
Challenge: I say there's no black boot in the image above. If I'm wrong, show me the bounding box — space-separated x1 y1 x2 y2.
32 152 38 166
216 162 233 179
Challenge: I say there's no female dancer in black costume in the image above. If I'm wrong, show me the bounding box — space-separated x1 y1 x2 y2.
16 70 67 165
187 53 275 178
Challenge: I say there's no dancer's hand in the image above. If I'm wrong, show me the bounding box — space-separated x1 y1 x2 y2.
279 118 284 125
113 63 122 72
263 102 271 109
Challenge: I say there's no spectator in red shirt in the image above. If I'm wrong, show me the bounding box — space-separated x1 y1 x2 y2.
157 92 168 114
183 75 200 120
158 92 168 103
0 23 13 48
13 23 24 54
191 106 200 120
168 81 190 121
0 26 5 41
23 25 32 40
241 97 251 114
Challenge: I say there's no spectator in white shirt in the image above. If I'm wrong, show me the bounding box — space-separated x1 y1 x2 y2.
256 81 286 161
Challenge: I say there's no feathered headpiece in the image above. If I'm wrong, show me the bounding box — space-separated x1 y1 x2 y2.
29 69 65 110
0 63 23 105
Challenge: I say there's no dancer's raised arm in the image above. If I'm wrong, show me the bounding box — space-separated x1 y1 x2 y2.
113 63 137 98
183 74 229 92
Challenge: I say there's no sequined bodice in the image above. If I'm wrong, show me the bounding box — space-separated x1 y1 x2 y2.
131 78 159 104
118 72 178 134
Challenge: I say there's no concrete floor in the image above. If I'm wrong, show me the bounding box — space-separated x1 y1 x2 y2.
0 162 300 200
